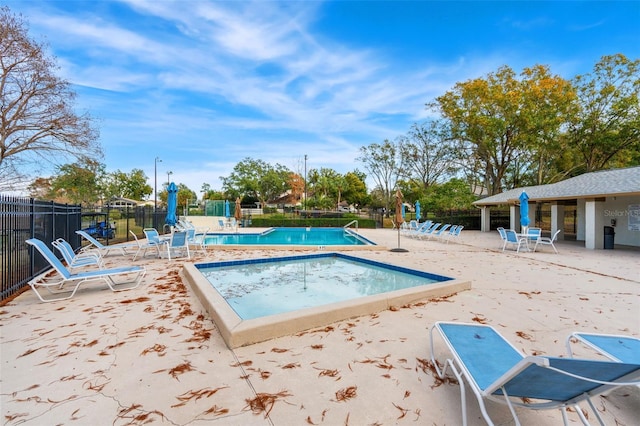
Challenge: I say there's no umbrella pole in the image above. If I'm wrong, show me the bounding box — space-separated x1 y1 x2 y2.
390 223 409 253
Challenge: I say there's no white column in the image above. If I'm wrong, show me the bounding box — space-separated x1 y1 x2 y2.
550 203 565 239
584 199 604 249
510 204 519 231
480 206 491 232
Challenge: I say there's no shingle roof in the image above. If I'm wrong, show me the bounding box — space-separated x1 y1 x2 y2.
473 166 640 206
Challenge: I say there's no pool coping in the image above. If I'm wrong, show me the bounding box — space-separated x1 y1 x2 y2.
182 252 472 348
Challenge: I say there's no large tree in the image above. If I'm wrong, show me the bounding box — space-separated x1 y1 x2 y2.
430 65 574 195
221 157 291 208
567 54 640 173
104 168 152 201
357 139 402 215
0 6 100 191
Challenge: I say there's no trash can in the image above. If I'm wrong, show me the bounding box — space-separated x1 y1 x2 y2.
604 226 615 249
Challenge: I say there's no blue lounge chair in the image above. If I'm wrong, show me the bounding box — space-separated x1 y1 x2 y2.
417 222 441 240
406 220 432 238
429 321 640 426
26 238 146 302
445 225 464 244
427 223 451 241
75 230 136 257
567 332 640 364
52 238 104 270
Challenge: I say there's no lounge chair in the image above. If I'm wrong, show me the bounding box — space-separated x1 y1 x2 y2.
503 229 528 252
162 230 190 260
567 332 640 364
25 238 146 302
52 238 104 270
406 220 432 238
533 229 561 253
445 225 464 244
429 321 640 426
417 222 441 240
401 220 418 235
427 223 451 241
75 230 136 257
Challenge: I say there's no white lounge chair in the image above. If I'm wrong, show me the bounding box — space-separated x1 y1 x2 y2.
52 238 104 270
26 238 146 302
75 230 136 257
429 321 640 426
567 332 640 364
533 229 561 253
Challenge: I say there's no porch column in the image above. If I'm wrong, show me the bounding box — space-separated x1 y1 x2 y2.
550 203 565 239
510 204 519 231
480 206 491 232
584 198 605 249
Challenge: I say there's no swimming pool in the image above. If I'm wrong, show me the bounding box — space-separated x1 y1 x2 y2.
183 253 471 348
203 227 374 246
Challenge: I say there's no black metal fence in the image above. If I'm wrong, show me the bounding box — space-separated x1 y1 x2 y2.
1 194 168 303
0 195 82 301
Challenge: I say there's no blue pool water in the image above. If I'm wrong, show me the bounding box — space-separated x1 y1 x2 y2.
196 253 452 320
203 227 373 246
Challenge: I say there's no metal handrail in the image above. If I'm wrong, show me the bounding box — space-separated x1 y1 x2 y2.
343 220 358 231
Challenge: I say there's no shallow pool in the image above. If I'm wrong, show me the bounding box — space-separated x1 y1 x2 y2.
203 227 373 246
184 253 471 348
198 253 450 319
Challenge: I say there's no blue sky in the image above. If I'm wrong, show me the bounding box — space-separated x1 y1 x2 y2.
6 0 640 197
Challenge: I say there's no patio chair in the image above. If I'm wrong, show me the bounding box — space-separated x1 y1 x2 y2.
429 321 640 426
185 227 208 255
25 238 146 302
52 238 104 270
496 227 507 248
567 332 640 364
75 230 136 257
533 229 561 253
129 231 161 261
503 229 527 252
162 230 190 260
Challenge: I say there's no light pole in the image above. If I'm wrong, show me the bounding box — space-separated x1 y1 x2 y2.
304 154 307 211
167 171 173 185
154 156 161 228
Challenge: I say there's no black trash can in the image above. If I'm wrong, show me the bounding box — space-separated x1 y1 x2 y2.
604 226 615 249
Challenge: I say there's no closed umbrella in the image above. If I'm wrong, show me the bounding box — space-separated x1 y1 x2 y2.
224 199 230 218
519 191 530 231
234 197 242 223
390 189 408 252
415 200 421 222
165 182 178 226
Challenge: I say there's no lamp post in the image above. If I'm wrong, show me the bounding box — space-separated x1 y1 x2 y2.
154 156 161 228
304 154 307 212
167 171 173 185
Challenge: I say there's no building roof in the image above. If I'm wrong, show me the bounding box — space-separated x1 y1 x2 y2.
473 166 640 206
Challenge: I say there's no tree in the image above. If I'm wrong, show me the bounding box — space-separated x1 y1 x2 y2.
104 168 152 201
49 160 105 205
399 120 455 189
342 171 369 208
0 7 101 191
421 178 477 212
357 139 402 215
430 65 575 195
221 158 291 208
567 54 640 173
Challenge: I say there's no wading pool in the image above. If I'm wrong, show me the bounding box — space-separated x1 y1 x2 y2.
183 253 471 348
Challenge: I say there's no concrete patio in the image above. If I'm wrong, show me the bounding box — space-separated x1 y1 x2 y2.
1 228 638 425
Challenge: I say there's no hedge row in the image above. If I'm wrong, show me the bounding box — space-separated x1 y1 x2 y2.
249 217 377 228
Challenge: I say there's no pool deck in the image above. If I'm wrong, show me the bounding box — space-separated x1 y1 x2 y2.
2 228 639 425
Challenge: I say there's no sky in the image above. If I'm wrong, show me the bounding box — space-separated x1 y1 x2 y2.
5 0 640 198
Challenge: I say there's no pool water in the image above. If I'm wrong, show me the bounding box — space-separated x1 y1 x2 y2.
197 253 452 320
203 227 373 246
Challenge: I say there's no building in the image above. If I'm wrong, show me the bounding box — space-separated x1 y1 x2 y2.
473 167 640 250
